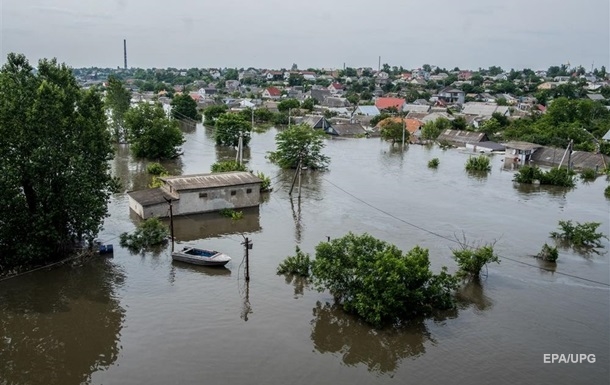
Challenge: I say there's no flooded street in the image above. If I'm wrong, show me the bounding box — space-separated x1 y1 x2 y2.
1 125 609 385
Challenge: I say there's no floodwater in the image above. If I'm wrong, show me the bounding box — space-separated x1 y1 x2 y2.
1 124 609 385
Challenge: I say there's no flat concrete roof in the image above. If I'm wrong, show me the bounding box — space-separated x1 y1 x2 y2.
160 171 262 191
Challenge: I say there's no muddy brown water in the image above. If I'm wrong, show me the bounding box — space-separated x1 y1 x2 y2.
1 125 609 385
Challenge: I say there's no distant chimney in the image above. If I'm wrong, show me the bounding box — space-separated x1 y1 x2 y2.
123 39 127 69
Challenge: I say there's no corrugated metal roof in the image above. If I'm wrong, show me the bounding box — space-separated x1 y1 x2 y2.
403 104 430 113
128 188 174 207
503 141 543 151
356 105 380 116
437 129 487 144
462 102 499 117
331 123 366 136
161 172 262 191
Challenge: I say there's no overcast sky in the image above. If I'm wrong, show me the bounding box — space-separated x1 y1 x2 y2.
1 0 609 71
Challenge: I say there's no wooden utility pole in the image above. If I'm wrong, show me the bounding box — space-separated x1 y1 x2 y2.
164 197 175 251
242 237 252 281
289 155 302 196
297 159 302 198
567 139 574 171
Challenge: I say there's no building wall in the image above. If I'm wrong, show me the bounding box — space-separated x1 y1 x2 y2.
173 183 261 216
128 196 170 220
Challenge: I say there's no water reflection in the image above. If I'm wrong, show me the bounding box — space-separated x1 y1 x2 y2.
162 207 262 242
283 274 308 298
171 260 232 277
455 280 494 312
290 197 303 243
0 259 125 385
513 182 571 198
310 302 434 374
240 280 253 322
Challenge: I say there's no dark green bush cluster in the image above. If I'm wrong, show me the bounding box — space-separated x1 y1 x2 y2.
211 161 247 173
452 243 500 279
428 158 440 168
119 217 169 252
465 155 491 172
277 246 312 277
550 220 605 247
513 166 575 187
537 243 559 262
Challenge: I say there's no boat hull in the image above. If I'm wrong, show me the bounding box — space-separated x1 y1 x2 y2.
171 248 231 267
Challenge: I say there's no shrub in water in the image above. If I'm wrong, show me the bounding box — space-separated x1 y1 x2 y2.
537 243 559 262
211 161 247 173
579 168 597 182
120 217 169 252
277 246 312 277
550 220 605 247
428 158 440 168
147 162 167 176
452 241 499 279
465 155 491 172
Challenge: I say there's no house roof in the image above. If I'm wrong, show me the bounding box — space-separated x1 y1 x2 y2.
356 105 380 116
265 87 281 96
587 93 606 101
403 104 430 113
160 172 262 191
473 141 506 151
437 129 487 144
330 123 367 136
375 97 406 110
330 83 344 90
127 188 175 207
462 102 500 117
377 117 423 134
503 141 543 151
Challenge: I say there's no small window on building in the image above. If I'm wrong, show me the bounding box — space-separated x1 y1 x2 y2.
199 192 208 198
231 190 236 196
246 188 252 194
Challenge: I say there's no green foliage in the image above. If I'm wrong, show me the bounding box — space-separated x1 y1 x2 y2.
211 161 247 173
0 53 116 270
379 119 407 144
267 124 330 170
465 155 491 172
605 185 610 198
580 168 597 181
539 168 575 187
256 171 272 192
105 75 132 142
301 98 316 112
277 98 301 112
119 217 169 252
370 112 392 127
428 158 440 168
311 233 458 327
203 104 228 125
550 220 605 247
513 165 575 187
421 121 441 140
277 246 312 277
219 208 243 220
170 93 198 120
124 103 185 159
149 175 166 188
452 242 500 279
214 113 252 147
254 108 274 122
147 162 167 176
537 243 558 262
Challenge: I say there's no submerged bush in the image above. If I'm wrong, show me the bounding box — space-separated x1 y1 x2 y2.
465 155 491 172
277 246 312 277
219 208 243 220
513 166 575 187
605 185 610 198
537 243 559 262
579 168 597 182
256 171 272 192
550 220 605 247
451 240 500 279
119 217 169 252
428 158 440 168
311 233 458 327
147 162 167 176
211 160 247 173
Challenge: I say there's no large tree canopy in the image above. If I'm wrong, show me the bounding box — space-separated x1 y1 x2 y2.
105 75 131 142
267 124 330 169
0 53 116 271
124 103 185 159
214 113 252 147
170 93 198 121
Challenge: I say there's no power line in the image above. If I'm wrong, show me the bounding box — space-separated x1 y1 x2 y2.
321 177 610 288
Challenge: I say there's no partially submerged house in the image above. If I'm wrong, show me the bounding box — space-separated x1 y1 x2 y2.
465 141 506 153
531 147 609 171
327 122 368 136
128 172 262 219
504 141 543 163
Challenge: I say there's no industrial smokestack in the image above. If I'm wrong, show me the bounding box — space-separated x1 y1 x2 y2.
123 39 127 69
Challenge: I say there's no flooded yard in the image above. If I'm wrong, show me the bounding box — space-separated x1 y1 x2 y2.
1 125 609 385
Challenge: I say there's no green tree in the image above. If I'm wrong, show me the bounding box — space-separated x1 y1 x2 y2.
214 113 252 147
210 160 247 172
125 103 184 159
105 75 132 142
224 68 238 80
278 98 301 112
301 98 316 112
311 233 457 326
203 104 228 125
379 119 407 144
170 93 198 120
267 123 330 169
0 53 116 270
421 121 441 140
